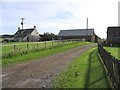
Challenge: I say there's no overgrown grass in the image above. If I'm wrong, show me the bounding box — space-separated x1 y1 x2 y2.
2 41 58 58
2 41 30 45
53 47 112 88
104 47 120 60
1 42 92 66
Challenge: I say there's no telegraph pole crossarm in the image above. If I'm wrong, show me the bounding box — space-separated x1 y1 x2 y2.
20 18 25 42
21 18 25 30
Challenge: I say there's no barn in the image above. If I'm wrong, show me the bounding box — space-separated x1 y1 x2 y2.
58 29 96 42
107 26 120 46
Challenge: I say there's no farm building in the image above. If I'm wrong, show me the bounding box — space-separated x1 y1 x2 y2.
14 26 41 42
58 29 98 42
1 34 14 42
107 26 120 46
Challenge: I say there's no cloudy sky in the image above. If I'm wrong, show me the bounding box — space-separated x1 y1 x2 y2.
0 0 119 38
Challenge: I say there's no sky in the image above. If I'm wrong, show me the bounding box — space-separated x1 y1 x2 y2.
0 0 119 38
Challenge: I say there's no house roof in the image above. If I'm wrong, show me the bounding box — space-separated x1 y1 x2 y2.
2 34 14 38
14 28 35 38
58 29 94 36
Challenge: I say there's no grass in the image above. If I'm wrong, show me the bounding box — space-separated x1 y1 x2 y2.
2 41 58 58
1 42 92 66
104 47 120 60
2 41 30 45
2 41 48 45
53 47 112 88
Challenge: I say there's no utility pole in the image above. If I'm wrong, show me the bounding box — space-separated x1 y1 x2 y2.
20 18 25 42
87 18 88 30
86 18 88 41
21 18 25 29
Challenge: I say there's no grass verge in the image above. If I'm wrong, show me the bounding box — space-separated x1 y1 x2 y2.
1 42 91 66
2 41 56 58
53 47 112 88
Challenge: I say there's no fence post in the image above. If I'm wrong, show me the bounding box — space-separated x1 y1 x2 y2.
13 44 16 51
98 43 120 88
57 41 59 46
65 41 67 44
52 41 53 47
62 41 63 45
45 41 46 48
37 43 38 49
117 61 120 88
27 44 29 50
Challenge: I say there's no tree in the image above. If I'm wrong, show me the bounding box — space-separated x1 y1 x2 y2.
40 32 58 41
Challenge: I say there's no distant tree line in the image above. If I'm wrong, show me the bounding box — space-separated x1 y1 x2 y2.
40 32 58 41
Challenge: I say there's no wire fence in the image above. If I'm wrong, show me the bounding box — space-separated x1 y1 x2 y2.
2 39 83 58
98 43 120 88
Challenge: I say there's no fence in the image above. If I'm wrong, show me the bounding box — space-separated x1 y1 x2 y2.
2 39 82 58
98 43 120 88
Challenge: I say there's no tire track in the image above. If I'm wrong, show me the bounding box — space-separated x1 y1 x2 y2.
2 43 97 88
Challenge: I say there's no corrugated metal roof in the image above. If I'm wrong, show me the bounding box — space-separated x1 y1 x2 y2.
58 29 94 36
107 27 120 33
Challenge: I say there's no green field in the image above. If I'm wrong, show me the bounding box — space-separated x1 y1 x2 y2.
2 42 32 45
1 42 92 66
104 47 120 60
53 47 112 88
1 41 71 58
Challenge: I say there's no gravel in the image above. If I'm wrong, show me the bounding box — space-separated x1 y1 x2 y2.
2 43 96 88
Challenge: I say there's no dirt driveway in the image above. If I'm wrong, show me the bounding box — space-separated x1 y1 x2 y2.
2 43 97 88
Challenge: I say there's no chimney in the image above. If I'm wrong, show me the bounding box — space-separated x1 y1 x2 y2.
18 27 20 30
34 26 36 29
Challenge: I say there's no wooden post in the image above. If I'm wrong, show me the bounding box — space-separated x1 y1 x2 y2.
52 41 53 47
37 43 38 49
57 41 59 46
117 61 120 88
45 41 46 48
27 44 29 50
13 44 16 51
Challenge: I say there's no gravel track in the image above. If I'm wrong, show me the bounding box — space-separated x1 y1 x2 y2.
2 43 97 88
